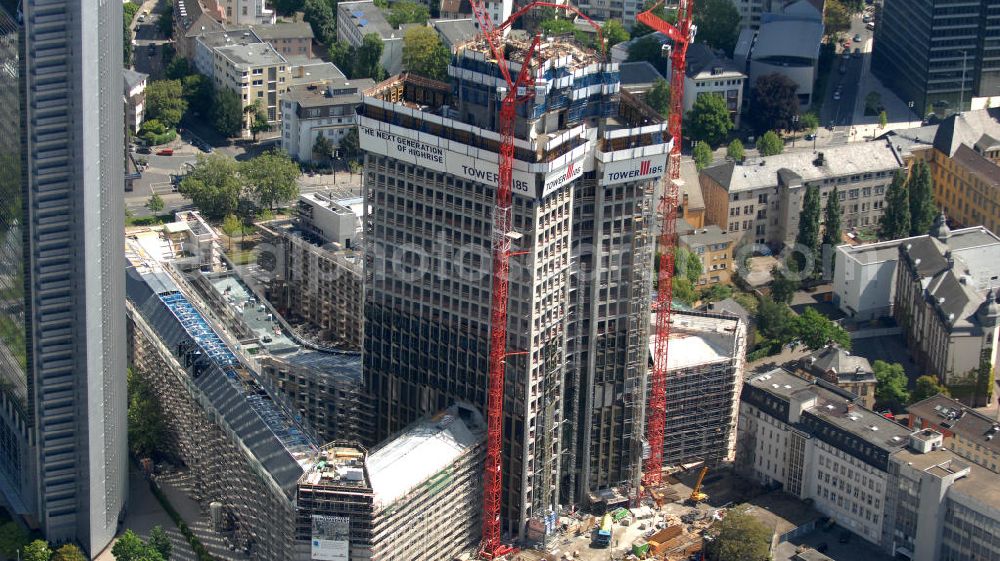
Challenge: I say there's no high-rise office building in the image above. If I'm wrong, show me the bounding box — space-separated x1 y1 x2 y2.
0 1 127 554
360 35 669 538
872 0 1000 115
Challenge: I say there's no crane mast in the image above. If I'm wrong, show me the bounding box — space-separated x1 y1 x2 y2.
465 3 603 557
636 0 695 490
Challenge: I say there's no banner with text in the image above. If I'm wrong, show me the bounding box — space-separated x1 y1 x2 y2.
599 154 669 186
359 120 589 200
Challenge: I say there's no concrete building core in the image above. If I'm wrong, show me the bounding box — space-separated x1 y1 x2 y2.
359 33 671 539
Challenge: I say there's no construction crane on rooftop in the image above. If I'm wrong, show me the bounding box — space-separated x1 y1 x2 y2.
637 0 696 492
465 3 603 558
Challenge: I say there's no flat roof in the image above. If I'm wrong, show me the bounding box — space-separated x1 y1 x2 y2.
208 274 298 354
701 140 904 193
680 225 735 248
366 404 484 508
619 61 664 87
283 80 371 108
752 19 822 61
249 21 314 40
431 18 477 47
338 0 394 39
650 310 742 371
216 41 286 68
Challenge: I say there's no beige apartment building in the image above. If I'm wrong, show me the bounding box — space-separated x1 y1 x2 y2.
700 140 905 250
209 39 290 125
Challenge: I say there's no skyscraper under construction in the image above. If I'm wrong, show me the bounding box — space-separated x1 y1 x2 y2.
360 32 671 539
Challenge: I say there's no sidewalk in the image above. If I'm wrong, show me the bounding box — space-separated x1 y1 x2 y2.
94 467 196 561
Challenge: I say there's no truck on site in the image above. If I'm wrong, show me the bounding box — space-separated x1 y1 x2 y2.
592 513 612 547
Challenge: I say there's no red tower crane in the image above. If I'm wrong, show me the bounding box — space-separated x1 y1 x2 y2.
636 0 696 490
465 4 602 558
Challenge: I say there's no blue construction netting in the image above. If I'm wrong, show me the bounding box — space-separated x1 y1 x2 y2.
158 291 316 453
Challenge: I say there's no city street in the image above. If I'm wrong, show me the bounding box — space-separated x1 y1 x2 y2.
130 0 171 79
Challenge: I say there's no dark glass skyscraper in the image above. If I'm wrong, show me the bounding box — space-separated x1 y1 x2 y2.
872 0 1000 115
0 0 127 554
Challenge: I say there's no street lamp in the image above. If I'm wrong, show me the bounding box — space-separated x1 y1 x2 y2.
908 100 915 128
791 115 799 148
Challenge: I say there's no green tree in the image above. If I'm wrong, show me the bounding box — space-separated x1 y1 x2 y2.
146 193 165 213
879 110 888 131
693 141 713 171
726 139 744 162
672 278 698 305
796 184 822 264
646 78 670 117
112 530 164 561
340 127 361 160
699 283 733 303
732 291 759 315
602 19 630 46
124 1 140 64
387 0 430 27
348 159 363 175
145 80 187 129
327 41 354 77
248 102 271 142
272 0 304 14
157 1 174 38
356 34 386 81
181 73 214 117
313 132 335 163
627 35 669 74
823 187 843 277
800 112 819 134
163 56 190 80
908 160 936 236
148 526 172 561
23 540 51 561
212 88 243 138
874 360 910 412
221 214 243 251
128 367 164 458
704 504 771 561
879 171 910 240
824 0 852 37
757 296 796 343
241 151 301 210
686 93 733 146
693 0 741 55
52 544 88 561
178 153 244 219
795 308 851 350
911 375 949 403
751 73 799 134
539 18 576 35
0 521 30 560
303 0 337 45
770 266 799 304
755 130 784 156
402 27 451 81
674 246 703 285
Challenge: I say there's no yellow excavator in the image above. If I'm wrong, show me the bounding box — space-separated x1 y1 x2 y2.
685 466 709 505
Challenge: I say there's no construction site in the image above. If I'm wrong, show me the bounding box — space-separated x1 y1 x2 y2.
121 0 772 558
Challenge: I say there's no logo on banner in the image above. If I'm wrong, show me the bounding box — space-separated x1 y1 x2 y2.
606 159 665 182
565 162 575 179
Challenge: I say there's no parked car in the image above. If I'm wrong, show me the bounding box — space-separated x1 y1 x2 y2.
137 145 151 154
137 14 145 22
853 33 863 42
862 14 872 22
156 148 174 156
866 22 875 30
854 47 861 57
805 133 816 141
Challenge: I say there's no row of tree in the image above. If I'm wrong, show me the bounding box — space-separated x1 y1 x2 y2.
0 529 89 561
878 160 937 240
112 528 173 561
178 151 301 220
